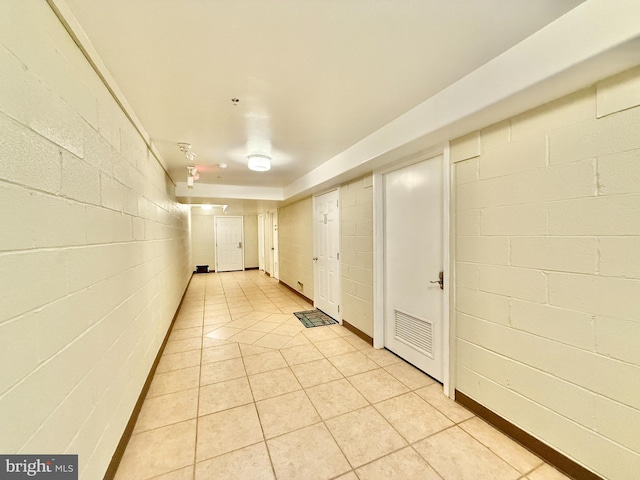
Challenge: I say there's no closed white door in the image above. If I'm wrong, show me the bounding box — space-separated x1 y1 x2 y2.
272 212 279 280
313 190 340 320
258 214 265 271
384 156 444 381
215 216 244 272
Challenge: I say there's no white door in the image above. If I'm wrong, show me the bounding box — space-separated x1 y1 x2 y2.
272 212 279 280
384 156 444 381
215 216 244 272
313 190 340 321
258 214 265 271
265 212 273 275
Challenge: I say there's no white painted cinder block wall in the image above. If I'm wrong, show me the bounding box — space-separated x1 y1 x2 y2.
278 198 314 299
341 174 374 337
0 2 192 478
452 66 640 480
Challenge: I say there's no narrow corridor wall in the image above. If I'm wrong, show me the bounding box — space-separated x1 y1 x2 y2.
452 65 640 480
278 198 314 299
0 2 192 478
340 174 374 337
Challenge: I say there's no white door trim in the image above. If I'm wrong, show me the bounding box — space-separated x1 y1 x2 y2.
373 148 453 397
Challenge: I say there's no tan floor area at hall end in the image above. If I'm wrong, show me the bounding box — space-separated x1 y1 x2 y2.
114 271 569 480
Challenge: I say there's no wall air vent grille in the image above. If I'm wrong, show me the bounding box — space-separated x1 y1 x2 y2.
394 309 434 358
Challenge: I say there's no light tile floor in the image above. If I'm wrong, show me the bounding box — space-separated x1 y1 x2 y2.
115 271 570 480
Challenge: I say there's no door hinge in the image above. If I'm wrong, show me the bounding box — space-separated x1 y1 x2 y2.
338 305 340 313
337 252 339 260
336 200 339 207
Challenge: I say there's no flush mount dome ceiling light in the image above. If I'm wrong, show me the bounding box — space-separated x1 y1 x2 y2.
247 154 271 172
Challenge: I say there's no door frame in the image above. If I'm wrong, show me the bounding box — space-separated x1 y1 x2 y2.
313 188 342 323
373 146 453 397
214 215 245 272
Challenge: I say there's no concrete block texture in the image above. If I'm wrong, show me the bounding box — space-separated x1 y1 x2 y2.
341 174 374 337
597 148 640 196
454 66 640 480
278 197 314 299
510 237 598 274
0 2 191 478
450 131 480 163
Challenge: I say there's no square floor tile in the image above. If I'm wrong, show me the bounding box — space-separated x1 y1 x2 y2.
267 423 350 480
157 350 202 374
415 384 474 423
355 446 442 480
147 366 200 398
206 326 242 340
414 426 520 480
364 348 403 367
199 377 254 415
195 442 274 480
247 321 280 333
201 343 241 364
173 317 204 329
163 337 202 355
282 334 311 347
326 406 406 468
374 392 453 443
384 362 435 390
326 324 353 337
243 350 288 375
115 420 196 479
248 367 302 401
203 314 231 325
313 338 357 357
256 390 321 439
527 464 572 480
280 344 324 366
305 378 369 420
202 336 230 348
290 358 343 388
227 317 262 329
196 404 264 462
152 466 194 479
459 417 543 474
333 473 358 480
270 323 305 337
344 335 373 350
199 358 246 386
252 333 291 349
168 326 203 341
264 313 292 324
348 368 409 403
226 329 266 344
134 388 198 433
328 351 380 377
240 344 274 356
302 326 340 342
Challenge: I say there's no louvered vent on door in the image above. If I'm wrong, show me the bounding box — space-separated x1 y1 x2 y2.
394 309 434 358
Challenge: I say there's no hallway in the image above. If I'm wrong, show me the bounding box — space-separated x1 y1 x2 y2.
114 271 567 480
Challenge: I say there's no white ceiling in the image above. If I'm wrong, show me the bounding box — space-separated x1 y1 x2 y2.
62 0 585 201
